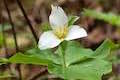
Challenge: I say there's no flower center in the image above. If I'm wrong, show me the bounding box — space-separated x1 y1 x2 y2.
54 26 68 40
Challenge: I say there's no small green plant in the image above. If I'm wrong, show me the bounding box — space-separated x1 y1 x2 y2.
1 39 116 80
0 6 118 80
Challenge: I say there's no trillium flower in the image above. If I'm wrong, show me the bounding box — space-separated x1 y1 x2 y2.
38 5 87 50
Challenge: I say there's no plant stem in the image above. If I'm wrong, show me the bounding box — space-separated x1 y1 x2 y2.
63 53 66 68
16 0 38 43
4 0 19 52
60 43 67 80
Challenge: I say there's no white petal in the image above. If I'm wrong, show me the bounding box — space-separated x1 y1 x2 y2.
49 5 68 29
65 25 87 40
38 31 62 50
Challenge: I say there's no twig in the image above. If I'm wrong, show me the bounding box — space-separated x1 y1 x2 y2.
16 0 38 43
3 0 19 52
3 1 22 80
30 68 48 80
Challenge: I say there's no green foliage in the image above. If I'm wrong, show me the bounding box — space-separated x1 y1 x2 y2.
0 33 3 46
41 23 52 31
26 48 62 65
48 60 111 80
0 58 8 65
0 71 13 79
94 39 116 59
68 16 79 27
83 9 120 27
8 52 51 66
48 40 113 80
0 23 12 32
0 39 116 80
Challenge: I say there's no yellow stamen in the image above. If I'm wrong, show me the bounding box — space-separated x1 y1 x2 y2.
54 26 68 40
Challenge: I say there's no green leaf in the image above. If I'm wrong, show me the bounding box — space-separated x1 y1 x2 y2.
48 41 112 80
65 59 112 80
56 41 94 66
0 33 3 46
0 71 13 78
0 58 8 65
8 47 63 65
48 64 64 78
68 16 79 27
26 48 62 65
83 9 120 27
94 39 116 59
8 52 51 65
48 59 112 80
41 23 52 31
65 47 94 66
7 40 113 80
